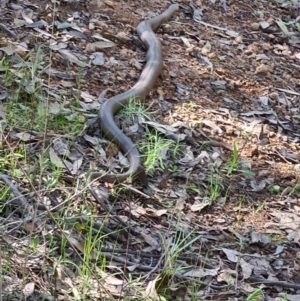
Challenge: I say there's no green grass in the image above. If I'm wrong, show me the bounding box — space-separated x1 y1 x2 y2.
141 129 178 172
226 141 239 175
0 47 95 295
187 183 200 194
255 200 266 214
118 96 182 173
288 182 300 196
1 47 85 135
155 229 198 299
119 96 155 121
224 141 255 178
6 93 85 134
206 174 221 205
0 144 25 177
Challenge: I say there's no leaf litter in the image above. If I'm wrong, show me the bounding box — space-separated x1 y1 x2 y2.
1 0 300 300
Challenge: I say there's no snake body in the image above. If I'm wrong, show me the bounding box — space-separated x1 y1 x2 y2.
90 4 179 184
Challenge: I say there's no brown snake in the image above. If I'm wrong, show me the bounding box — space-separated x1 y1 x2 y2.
89 4 179 185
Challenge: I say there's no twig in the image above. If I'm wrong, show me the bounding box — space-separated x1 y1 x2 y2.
0 174 34 216
120 183 151 199
139 236 166 281
248 276 300 290
89 179 140 236
193 19 229 31
172 20 229 32
0 23 18 39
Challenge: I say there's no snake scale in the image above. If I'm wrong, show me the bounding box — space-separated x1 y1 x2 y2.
89 4 179 185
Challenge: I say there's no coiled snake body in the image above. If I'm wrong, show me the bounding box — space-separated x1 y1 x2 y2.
90 4 179 185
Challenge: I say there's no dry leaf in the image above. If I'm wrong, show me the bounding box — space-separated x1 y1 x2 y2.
22 282 35 297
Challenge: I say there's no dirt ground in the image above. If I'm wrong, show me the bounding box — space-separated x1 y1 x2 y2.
1 0 300 300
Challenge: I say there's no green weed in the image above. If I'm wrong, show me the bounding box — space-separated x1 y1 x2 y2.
208 174 221 204
187 183 200 194
0 145 26 178
168 163 180 173
256 10 265 17
187 100 195 110
227 141 239 175
269 184 280 194
288 182 300 196
238 195 245 215
279 292 288 301
246 288 264 301
255 201 265 214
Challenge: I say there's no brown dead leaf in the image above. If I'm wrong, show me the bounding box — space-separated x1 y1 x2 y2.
104 0 116 8
217 268 236 283
106 142 119 157
144 276 160 300
140 232 160 250
183 268 218 278
105 276 123 286
145 208 167 217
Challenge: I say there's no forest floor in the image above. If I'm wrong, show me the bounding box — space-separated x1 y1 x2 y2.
1 0 300 300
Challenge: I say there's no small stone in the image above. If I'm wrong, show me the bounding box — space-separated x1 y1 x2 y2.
282 50 291 56
235 36 243 44
251 22 260 30
268 131 276 138
269 91 279 99
246 43 259 54
262 43 272 50
260 21 270 30
95 20 108 30
255 64 270 75
89 22 95 30
201 41 211 55
198 40 206 47
161 24 172 33
208 52 217 59
186 46 195 54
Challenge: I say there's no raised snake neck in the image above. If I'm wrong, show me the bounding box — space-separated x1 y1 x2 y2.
89 4 179 185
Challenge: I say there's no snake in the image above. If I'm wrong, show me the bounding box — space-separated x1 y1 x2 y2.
89 4 179 185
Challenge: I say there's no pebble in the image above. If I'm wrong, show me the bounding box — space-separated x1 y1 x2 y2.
251 22 260 30
255 64 270 75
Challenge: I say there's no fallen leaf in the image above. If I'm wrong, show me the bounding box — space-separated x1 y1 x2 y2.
183 268 218 277
22 282 35 297
181 36 191 47
222 248 239 263
58 49 88 67
49 147 63 168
